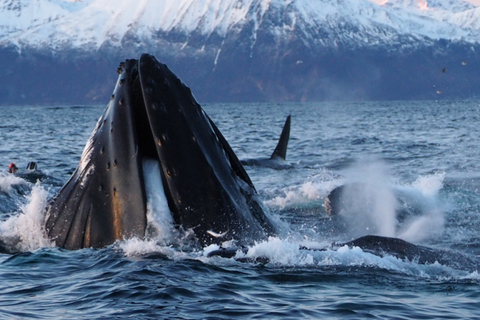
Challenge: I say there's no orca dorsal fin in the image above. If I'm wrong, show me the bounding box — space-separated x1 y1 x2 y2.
270 115 291 161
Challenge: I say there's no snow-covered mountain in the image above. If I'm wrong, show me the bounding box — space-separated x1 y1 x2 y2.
1 0 480 51
0 0 479 104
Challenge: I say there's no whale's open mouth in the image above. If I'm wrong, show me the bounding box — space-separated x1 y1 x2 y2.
45 54 276 250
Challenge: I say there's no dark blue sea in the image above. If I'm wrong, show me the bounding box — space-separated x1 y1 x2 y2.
1 101 480 319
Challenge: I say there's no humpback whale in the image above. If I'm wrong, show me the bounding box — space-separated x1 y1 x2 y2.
342 235 479 271
44 54 276 250
241 115 291 169
40 53 476 271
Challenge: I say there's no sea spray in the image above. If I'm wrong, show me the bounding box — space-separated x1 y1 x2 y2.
118 237 180 258
0 182 53 251
237 237 315 265
0 172 26 193
397 172 445 242
412 171 445 197
264 171 342 211
229 237 464 277
398 211 444 242
339 158 398 238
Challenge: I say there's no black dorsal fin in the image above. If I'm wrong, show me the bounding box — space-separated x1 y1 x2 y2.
270 115 291 161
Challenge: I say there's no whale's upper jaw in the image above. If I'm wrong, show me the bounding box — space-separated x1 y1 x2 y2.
45 54 276 250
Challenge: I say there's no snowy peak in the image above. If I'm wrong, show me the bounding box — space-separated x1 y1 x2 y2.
1 0 480 53
0 0 67 32
382 0 476 12
1 0 269 49
372 0 480 41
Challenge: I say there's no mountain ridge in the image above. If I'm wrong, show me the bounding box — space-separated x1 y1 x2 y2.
0 0 479 104
3 0 480 52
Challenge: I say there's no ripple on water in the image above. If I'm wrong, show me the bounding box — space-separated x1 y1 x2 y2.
0 102 480 318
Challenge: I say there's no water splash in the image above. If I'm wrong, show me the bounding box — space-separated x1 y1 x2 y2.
228 237 471 278
329 160 445 243
397 172 445 242
117 237 180 259
264 170 342 211
0 183 53 251
0 172 27 193
112 160 447 277
412 171 445 197
339 159 398 238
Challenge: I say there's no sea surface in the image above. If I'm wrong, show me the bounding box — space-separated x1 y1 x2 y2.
1 101 480 319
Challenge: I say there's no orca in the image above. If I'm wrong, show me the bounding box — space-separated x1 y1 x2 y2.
240 115 292 169
44 54 277 250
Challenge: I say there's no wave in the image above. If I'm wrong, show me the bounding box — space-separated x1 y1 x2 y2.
0 182 53 252
0 158 475 281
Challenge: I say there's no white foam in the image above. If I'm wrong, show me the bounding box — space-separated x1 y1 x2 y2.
396 172 446 242
236 237 315 266
412 171 445 197
203 243 221 256
114 216 469 279
228 237 468 278
462 271 480 280
0 173 27 193
264 172 342 210
0 183 53 251
117 237 180 259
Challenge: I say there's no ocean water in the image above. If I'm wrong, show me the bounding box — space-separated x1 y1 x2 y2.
1 101 480 318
